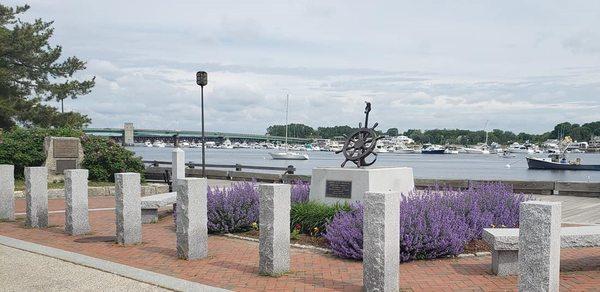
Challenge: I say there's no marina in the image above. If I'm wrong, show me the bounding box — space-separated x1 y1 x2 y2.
130 146 600 182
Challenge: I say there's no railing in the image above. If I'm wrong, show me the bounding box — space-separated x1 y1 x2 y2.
143 160 296 174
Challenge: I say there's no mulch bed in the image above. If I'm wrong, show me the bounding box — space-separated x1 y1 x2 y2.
236 230 491 254
238 229 330 249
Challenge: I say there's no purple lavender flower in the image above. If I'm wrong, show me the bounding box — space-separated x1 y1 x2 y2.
324 182 531 262
207 181 260 233
291 180 310 204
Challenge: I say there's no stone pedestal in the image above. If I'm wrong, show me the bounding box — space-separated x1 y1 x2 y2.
25 167 48 228
43 137 84 176
64 169 90 235
309 167 414 204
259 184 291 276
518 201 561 292
363 191 400 292
115 173 142 245
172 148 185 183
492 250 518 276
0 165 15 221
123 123 134 146
176 178 207 260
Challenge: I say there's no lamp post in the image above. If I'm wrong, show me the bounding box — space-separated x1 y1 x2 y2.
196 71 208 177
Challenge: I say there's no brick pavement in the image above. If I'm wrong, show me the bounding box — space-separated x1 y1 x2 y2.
1 197 599 291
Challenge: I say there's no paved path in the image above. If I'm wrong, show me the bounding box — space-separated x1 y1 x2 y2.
0 244 167 291
533 194 600 224
1 196 599 291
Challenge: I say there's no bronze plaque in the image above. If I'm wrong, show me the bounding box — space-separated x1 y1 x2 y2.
325 180 352 198
53 139 79 158
56 159 77 173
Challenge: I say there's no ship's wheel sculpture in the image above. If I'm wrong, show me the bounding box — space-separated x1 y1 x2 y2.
335 102 383 167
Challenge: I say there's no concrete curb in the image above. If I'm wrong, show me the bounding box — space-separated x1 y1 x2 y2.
0 235 229 292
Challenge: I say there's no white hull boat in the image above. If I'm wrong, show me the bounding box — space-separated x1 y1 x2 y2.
269 152 309 160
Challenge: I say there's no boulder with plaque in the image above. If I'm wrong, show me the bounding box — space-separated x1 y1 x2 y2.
43 137 84 176
309 102 414 204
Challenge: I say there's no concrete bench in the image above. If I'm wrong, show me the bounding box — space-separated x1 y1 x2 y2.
483 226 600 275
141 192 176 223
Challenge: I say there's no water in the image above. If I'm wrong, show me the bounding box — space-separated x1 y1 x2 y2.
129 147 600 182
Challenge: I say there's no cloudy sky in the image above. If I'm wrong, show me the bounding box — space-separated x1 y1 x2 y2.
9 0 600 134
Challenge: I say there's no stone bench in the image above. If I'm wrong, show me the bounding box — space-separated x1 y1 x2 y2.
141 192 176 223
483 226 600 275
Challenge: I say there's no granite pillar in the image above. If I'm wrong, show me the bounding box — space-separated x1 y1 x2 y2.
25 167 48 228
258 184 291 276
176 178 208 260
0 165 15 221
363 191 400 292
518 201 561 292
172 148 185 185
64 169 90 235
115 173 142 245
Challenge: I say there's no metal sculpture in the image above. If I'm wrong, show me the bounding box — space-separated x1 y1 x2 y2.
336 102 383 167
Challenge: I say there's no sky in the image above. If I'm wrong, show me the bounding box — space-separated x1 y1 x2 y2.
7 0 600 134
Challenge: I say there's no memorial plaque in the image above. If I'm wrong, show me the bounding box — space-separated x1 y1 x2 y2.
325 180 352 198
56 159 77 173
53 139 79 158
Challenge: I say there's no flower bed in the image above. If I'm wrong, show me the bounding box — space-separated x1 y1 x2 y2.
325 183 530 261
198 180 529 262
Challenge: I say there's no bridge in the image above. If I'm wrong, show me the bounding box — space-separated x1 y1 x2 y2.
83 123 312 145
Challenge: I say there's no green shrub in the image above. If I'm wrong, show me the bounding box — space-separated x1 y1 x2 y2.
0 127 144 181
290 201 351 236
81 136 145 182
0 127 82 178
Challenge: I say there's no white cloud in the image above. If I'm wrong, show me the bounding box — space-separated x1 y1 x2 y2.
11 0 600 134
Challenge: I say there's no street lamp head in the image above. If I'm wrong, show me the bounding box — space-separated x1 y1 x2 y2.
196 71 207 86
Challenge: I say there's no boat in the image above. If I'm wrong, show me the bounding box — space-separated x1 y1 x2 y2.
444 147 459 154
421 144 446 154
152 140 166 148
508 142 534 154
373 143 389 153
526 155 600 171
463 147 490 154
526 136 599 170
498 150 516 158
144 141 153 147
269 94 309 161
391 143 418 154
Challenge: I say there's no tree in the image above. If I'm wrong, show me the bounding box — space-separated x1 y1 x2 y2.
267 123 315 138
385 128 399 136
0 4 95 129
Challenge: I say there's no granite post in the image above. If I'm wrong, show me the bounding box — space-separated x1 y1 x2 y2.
172 148 185 183
363 191 400 292
258 184 291 276
25 167 48 228
176 178 208 260
64 169 90 235
0 165 15 221
115 173 142 245
518 201 561 292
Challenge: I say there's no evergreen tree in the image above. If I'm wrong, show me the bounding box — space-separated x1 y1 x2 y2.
0 4 95 129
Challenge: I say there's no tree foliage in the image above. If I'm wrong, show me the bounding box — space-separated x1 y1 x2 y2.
0 4 95 129
267 123 316 138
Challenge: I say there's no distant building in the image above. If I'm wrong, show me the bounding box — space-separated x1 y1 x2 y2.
589 136 600 149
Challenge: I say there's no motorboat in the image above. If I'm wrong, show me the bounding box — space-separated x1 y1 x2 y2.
269 152 309 160
391 143 418 154
373 143 389 153
444 147 459 154
144 141 153 147
421 144 446 154
526 155 600 171
463 147 490 154
508 142 534 154
152 140 166 148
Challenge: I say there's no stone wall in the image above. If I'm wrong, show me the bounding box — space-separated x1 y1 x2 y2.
14 183 169 199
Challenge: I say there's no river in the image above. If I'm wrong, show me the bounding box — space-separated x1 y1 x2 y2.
129 147 600 182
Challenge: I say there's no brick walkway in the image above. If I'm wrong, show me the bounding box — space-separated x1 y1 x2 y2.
1 197 600 291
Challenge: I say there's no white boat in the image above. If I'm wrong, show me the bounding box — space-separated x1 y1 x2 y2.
152 140 166 148
373 143 389 153
180 141 190 148
219 139 234 149
144 141 153 147
463 147 490 154
444 147 459 154
269 152 309 160
508 142 534 154
269 94 309 160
